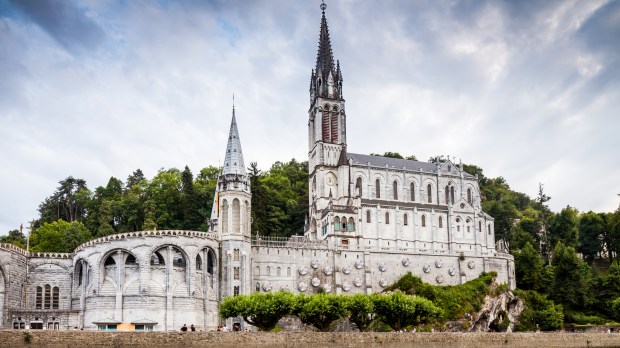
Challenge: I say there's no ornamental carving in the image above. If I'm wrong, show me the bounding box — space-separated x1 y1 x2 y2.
435 260 443 268
448 267 456 276
354 277 363 287
311 259 320 269
354 260 364 269
298 266 308 275
323 266 333 275
279 284 290 291
298 282 307 292
468 260 476 269
436 275 444 284
322 284 332 293
402 258 410 267
342 282 351 292
379 279 388 287
342 265 352 275
311 277 321 287
378 263 387 272
262 282 272 292
423 264 431 273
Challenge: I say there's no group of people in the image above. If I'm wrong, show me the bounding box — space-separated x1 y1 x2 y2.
180 324 195 332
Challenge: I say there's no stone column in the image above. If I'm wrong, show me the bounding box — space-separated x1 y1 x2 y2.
166 246 173 330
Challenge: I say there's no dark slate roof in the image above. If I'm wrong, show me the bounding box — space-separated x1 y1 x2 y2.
348 152 475 178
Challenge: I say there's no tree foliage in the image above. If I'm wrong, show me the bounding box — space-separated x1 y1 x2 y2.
219 291 294 331
345 293 376 331
294 293 348 331
373 291 442 331
30 219 92 253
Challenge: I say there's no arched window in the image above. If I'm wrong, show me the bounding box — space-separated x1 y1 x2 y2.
375 179 381 199
467 188 472 204
385 213 390 224
466 218 471 233
403 214 408 226
255 266 260 276
445 185 449 204
207 249 215 275
267 266 271 276
356 177 362 197
479 221 482 232
427 184 432 203
35 286 42 309
256 283 260 292
451 186 455 204
44 284 51 309
488 224 491 235
52 286 59 309
366 210 371 223
287 267 291 276
334 217 341 231
173 249 186 267
233 249 240 261
421 215 426 227
341 216 347 230
196 254 202 270
439 216 443 228
410 183 415 201
348 217 355 231
234 267 240 280
222 199 229 234
151 251 165 265
277 267 281 276
232 198 240 233
393 181 398 200
104 255 115 266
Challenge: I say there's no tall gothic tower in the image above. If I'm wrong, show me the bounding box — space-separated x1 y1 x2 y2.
211 103 252 305
306 3 355 242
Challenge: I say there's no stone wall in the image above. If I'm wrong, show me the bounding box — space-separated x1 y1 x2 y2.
2 331 620 347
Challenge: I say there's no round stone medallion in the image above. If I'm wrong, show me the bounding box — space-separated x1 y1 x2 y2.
298 282 307 292
402 258 411 267
423 264 431 273
311 277 321 287
298 266 308 275
323 266 333 276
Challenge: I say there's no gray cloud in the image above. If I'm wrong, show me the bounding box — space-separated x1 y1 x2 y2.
7 0 105 54
0 0 618 234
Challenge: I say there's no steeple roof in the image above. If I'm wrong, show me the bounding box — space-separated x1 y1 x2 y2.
222 105 246 176
315 5 336 83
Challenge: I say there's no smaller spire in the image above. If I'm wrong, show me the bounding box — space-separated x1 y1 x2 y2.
221 101 246 176
320 0 326 13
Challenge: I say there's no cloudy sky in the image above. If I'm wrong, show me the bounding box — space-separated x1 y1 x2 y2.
1 0 619 234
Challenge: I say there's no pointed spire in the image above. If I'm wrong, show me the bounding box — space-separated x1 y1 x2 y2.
222 101 246 176
315 4 335 81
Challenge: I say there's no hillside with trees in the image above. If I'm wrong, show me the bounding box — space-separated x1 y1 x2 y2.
3 153 620 328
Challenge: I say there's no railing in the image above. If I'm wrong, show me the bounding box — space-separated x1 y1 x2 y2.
251 235 328 249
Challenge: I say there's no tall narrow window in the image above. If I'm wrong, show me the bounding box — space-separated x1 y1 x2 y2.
393 181 398 200
427 184 432 203
451 186 455 204
479 221 482 232
267 266 271 276
385 213 390 224
403 214 408 226
445 185 449 204
233 286 240 296
488 224 491 235
334 217 341 231
234 249 240 261
467 188 472 204
35 286 42 309
234 267 240 280
287 267 291 276
410 183 415 201
366 210 371 223
277 267 281 276
348 217 355 231
421 215 426 227
44 284 51 309
255 266 260 276
256 283 260 292
52 287 59 309
196 255 202 270
322 107 330 141
375 179 381 199
331 106 339 143
356 177 363 197
341 216 347 230
439 216 443 228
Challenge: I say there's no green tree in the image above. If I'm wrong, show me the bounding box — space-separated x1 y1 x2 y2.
513 289 563 331
0 228 27 248
37 176 90 225
373 291 442 331
142 199 158 231
578 212 605 262
180 166 203 230
294 293 348 332
97 199 115 237
514 242 548 291
147 168 183 229
345 293 376 331
549 206 579 249
219 291 294 331
550 242 594 311
30 220 92 253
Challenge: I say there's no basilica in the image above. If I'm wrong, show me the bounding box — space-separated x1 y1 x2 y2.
0 4 514 331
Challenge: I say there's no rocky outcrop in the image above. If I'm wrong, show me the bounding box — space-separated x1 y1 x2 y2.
469 291 524 332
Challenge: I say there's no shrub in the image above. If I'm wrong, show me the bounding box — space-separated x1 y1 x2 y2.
219 291 294 331
373 291 443 331
345 293 376 331
294 293 348 331
513 289 563 331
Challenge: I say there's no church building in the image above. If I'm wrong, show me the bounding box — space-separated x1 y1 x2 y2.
0 3 514 332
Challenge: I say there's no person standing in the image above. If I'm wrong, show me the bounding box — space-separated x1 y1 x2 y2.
190 324 196 332
180 324 188 332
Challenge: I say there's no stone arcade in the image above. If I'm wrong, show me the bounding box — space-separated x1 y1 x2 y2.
0 4 514 331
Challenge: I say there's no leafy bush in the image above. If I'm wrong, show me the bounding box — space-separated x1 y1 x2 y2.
564 312 607 325
373 291 442 331
219 291 294 331
344 293 376 331
513 289 563 331
293 293 348 331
